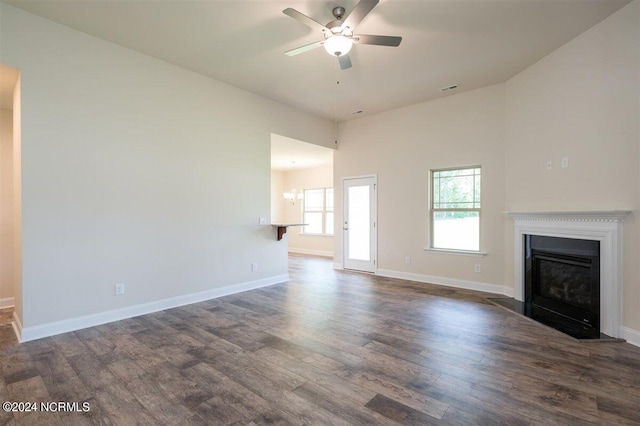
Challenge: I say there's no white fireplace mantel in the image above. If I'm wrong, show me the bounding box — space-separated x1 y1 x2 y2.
507 210 631 338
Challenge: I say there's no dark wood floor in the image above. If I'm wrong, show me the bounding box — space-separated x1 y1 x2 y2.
1 254 640 425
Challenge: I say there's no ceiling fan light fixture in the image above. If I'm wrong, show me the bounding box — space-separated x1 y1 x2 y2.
324 35 352 57
283 1 402 69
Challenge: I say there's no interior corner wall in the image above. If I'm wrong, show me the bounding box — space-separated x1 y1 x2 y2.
0 4 334 333
0 109 14 304
270 170 285 223
283 165 334 257
12 76 21 325
504 1 640 334
335 84 506 288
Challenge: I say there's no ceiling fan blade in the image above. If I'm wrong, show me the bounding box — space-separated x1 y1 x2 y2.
338 54 352 70
342 0 379 32
354 34 402 47
285 40 324 56
283 8 330 33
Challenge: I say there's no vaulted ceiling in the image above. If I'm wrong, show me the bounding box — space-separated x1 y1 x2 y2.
3 0 632 121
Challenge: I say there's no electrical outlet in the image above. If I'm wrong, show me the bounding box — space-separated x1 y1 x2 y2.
474 264 481 273
546 160 552 170
251 263 258 272
405 256 411 264
561 157 569 168
115 283 125 295
259 217 267 225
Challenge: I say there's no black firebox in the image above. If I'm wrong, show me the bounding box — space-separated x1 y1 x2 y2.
524 235 600 338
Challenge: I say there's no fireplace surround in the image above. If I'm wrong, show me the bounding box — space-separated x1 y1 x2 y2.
508 211 630 338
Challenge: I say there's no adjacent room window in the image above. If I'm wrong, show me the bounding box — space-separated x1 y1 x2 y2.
303 188 334 235
430 166 481 251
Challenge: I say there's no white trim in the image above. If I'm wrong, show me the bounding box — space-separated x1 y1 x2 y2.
333 262 344 270
508 210 631 338
506 210 631 222
622 327 640 348
342 174 378 274
18 274 289 343
288 248 334 258
429 165 483 253
377 268 513 297
342 173 378 181
424 248 487 257
0 297 15 309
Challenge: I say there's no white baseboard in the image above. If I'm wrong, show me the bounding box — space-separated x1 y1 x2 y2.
376 268 511 297
0 297 15 309
622 326 640 347
288 248 334 258
18 274 289 343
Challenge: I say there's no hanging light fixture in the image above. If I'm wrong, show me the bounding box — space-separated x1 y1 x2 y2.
323 35 353 57
283 189 304 205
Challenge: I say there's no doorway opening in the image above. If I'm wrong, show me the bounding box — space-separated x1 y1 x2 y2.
342 175 377 273
0 63 22 337
270 133 335 259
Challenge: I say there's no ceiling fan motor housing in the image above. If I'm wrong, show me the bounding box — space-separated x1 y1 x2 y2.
332 6 346 20
326 20 346 35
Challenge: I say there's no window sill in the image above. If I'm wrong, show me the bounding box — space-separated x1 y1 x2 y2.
300 233 334 238
423 248 487 257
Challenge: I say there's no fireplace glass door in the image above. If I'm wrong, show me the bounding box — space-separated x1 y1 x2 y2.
525 235 600 332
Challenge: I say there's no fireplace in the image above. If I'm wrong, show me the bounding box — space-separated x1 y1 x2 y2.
524 235 600 337
507 210 629 339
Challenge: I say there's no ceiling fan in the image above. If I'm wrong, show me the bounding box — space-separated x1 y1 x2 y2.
283 0 402 70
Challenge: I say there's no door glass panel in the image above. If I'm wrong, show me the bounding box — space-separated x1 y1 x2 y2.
348 185 370 261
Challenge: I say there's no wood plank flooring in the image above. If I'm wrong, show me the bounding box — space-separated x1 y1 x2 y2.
0 309 13 327
1 254 640 425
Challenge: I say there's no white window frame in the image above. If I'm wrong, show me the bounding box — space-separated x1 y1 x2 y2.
302 187 334 236
427 166 485 256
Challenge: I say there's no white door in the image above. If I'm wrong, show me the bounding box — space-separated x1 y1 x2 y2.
343 176 377 273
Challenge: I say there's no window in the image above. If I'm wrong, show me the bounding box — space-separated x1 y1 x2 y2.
430 166 481 251
303 188 334 235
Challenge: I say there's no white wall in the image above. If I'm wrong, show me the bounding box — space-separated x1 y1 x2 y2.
335 84 507 291
504 1 640 333
0 108 14 304
0 4 334 334
283 165 334 257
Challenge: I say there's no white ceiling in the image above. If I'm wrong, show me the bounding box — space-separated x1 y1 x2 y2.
271 133 334 171
3 0 631 122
